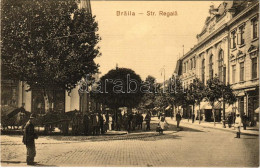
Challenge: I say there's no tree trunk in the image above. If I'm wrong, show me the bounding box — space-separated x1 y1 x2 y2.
188 105 190 122
43 89 50 113
172 103 175 118
212 103 215 126
199 103 201 124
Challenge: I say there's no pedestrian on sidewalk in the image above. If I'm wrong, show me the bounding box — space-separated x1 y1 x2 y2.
145 112 151 131
176 111 182 129
227 113 232 128
242 113 247 130
108 114 113 131
22 114 38 165
192 113 195 123
234 114 242 138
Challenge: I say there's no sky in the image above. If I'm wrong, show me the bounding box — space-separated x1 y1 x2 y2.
91 1 222 82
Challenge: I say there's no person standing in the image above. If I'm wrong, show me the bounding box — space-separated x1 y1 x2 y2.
145 112 151 131
158 116 168 134
234 114 242 138
176 111 182 129
23 114 38 165
227 113 232 128
108 114 113 131
192 113 195 123
242 113 247 130
83 114 89 136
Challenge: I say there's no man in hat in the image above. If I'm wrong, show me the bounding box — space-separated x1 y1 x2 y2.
23 113 38 165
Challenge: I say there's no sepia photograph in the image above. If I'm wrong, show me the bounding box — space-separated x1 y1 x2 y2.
0 0 259 167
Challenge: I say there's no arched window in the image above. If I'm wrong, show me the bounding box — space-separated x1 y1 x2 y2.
218 50 224 82
202 58 205 84
209 55 214 79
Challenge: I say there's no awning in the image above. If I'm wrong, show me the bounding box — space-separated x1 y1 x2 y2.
153 107 160 110
236 91 245 97
214 101 222 109
255 107 260 113
165 105 171 110
200 102 212 110
225 105 233 113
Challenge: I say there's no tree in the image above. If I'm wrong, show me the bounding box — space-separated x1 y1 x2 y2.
138 75 157 112
205 76 223 126
220 83 237 127
2 0 101 113
91 68 144 111
167 76 185 115
189 78 206 124
154 83 169 115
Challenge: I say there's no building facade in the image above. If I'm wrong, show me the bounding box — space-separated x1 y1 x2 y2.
174 1 259 124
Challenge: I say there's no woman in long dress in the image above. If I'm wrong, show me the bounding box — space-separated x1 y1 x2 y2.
158 116 168 134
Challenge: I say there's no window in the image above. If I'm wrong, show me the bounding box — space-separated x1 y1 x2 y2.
209 55 214 79
183 63 186 73
194 57 196 68
239 97 244 115
202 59 205 84
237 25 245 45
231 30 236 49
218 50 224 82
232 65 236 84
252 57 257 79
240 62 244 81
252 18 258 39
190 59 193 70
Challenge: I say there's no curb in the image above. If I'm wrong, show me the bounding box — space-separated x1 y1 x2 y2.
180 121 259 136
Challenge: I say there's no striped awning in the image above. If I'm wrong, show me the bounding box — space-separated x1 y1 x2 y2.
214 101 222 109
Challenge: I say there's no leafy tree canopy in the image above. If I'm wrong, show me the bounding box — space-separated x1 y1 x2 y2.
2 0 101 92
91 68 144 109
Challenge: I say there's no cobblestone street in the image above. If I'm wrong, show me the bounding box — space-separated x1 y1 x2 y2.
1 118 259 167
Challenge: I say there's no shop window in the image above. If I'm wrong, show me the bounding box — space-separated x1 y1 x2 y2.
1 80 19 107
239 97 244 115
32 89 65 114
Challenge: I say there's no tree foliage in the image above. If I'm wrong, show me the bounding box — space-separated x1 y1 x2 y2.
2 0 101 92
189 78 206 106
167 76 185 108
91 68 144 109
205 76 223 106
139 75 157 110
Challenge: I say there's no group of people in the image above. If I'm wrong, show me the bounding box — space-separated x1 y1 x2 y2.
70 111 154 135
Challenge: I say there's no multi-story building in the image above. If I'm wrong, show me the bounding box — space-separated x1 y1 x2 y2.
174 0 259 124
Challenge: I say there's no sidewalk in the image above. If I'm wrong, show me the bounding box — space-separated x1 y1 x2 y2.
165 117 259 136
